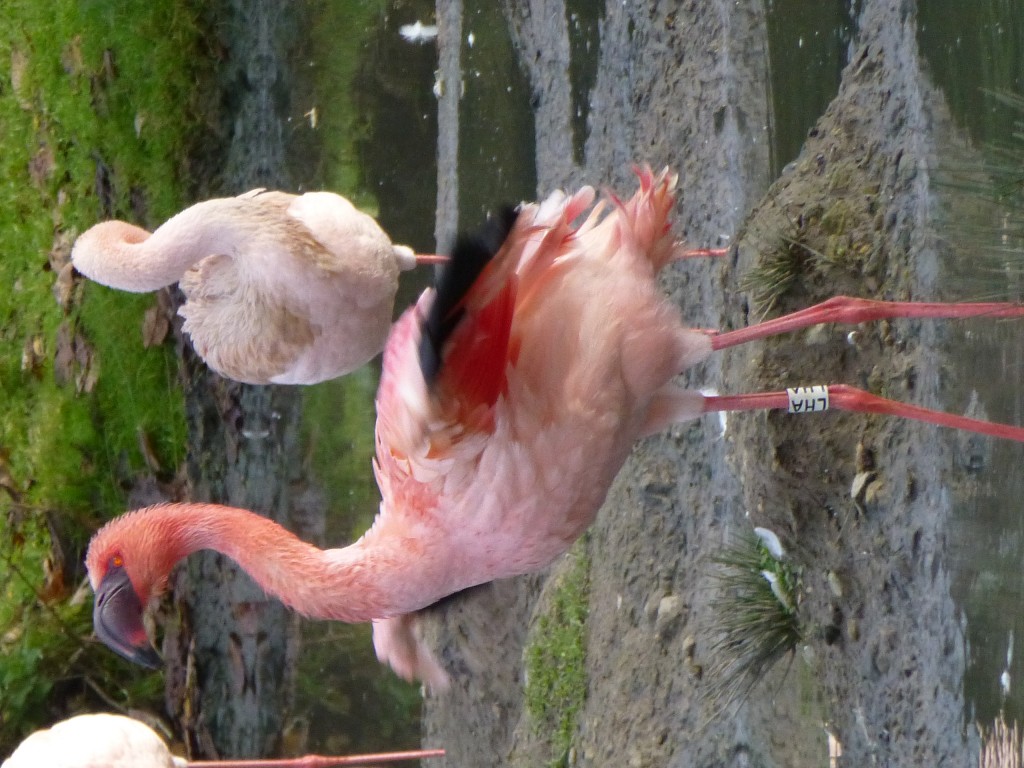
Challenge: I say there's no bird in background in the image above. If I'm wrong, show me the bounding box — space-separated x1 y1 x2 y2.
398 20 439 43
2 712 443 767
71 189 444 385
3 714 181 768
85 167 1024 689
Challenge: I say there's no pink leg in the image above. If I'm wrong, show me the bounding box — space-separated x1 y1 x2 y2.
709 295 1024 351
415 253 449 265
675 247 728 260
702 384 1024 443
187 748 446 767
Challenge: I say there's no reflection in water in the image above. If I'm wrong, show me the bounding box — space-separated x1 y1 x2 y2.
457 1 536 230
919 2 1024 147
566 0 602 165
936 137 1024 731
919 0 1024 737
295 0 442 755
294 0 544 754
765 0 855 174
353 1 439 257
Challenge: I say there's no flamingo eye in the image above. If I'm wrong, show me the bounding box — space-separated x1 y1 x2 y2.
109 554 124 569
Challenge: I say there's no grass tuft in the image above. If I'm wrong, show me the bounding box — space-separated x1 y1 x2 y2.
703 530 802 716
739 232 814 315
978 713 1023 768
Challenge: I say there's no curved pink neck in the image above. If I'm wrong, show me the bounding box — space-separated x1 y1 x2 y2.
111 503 424 622
71 199 253 292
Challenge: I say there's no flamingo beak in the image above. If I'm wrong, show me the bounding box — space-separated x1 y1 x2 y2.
93 567 162 669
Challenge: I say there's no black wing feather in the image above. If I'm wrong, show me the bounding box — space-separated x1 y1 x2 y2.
418 206 519 385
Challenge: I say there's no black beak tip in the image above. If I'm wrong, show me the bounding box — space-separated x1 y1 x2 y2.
127 642 163 670
93 568 163 670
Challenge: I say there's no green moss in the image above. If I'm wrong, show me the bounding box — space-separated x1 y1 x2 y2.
0 0 207 750
824 160 855 195
0 0 203 515
736 123 890 314
524 541 591 767
300 366 381 541
819 198 853 236
303 0 389 206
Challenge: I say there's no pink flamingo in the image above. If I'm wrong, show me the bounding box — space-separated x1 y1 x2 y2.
85 168 1024 688
71 190 443 385
1 713 443 767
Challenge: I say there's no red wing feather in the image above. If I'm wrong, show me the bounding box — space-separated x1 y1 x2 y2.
437 274 518 422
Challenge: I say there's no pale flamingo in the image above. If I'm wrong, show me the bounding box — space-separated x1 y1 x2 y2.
85 168 1024 689
2 713 443 768
71 190 443 385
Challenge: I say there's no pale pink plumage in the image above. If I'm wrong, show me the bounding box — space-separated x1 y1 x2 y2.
376 169 707 575
370 168 712 681
71 189 431 384
1 712 444 767
2 714 183 768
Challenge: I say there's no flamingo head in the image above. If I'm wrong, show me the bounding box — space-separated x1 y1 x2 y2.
85 506 185 668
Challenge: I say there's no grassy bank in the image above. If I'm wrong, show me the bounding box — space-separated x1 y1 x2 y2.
1 0 438 754
523 540 591 767
0 0 209 750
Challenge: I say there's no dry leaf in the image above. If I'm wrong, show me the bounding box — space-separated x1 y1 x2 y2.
52 261 76 309
101 48 116 81
142 303 170 347
75 332 98 394
60 35 85 76
28 141 56 189
137 428 163 474
74 329 91 369
69 578 93 607
53 321 97 391
48 228 75 271
79 364 99 394
2 624 24 648
53 321 75 385
10 48 31 109
21 333 45 376
39 514 71 604
39 553 68 604
0 449 21 501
